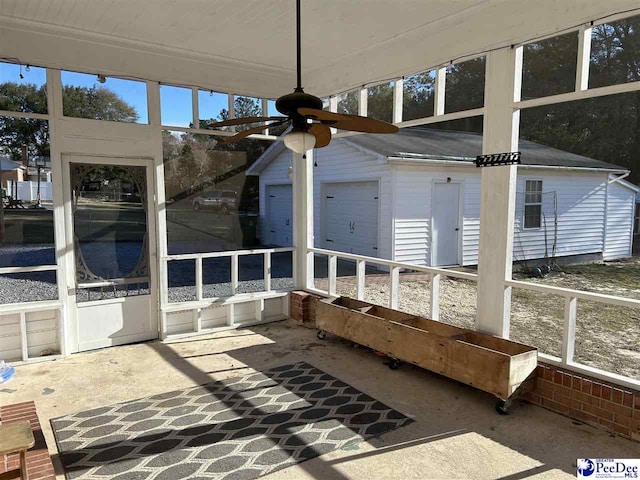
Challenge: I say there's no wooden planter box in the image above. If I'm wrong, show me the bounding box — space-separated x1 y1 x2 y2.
316 297 537 402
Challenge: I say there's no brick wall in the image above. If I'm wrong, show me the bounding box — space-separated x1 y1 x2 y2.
0 401 55 480
289 291 640 443
289 291 318 327
524 363 640 442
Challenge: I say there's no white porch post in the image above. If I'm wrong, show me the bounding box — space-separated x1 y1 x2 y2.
476 47 521 337
292 150 314 289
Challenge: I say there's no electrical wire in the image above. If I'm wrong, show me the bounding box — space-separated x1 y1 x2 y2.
1 7 639 98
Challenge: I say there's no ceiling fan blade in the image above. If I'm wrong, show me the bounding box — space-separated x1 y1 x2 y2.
205 116 287 128
218 120 289 145
309 123 331 148
298 108 399 134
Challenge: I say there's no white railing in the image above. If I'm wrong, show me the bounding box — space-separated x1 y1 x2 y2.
307 247 640 391
162 247 296 309
307 247 477 321
506 279 640 390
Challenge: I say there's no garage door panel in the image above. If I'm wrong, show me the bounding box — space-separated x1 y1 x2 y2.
324 181 379 257
266 185 292 247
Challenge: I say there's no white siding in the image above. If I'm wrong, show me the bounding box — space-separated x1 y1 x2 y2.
257 149 292 243
511 171 607 263
257 141 393 261
394 167 610 267
258 147 618 268
393 166 480 267
604 180 635 260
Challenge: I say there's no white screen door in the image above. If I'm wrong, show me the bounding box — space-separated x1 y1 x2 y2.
432 182 461 266
63 156 158 352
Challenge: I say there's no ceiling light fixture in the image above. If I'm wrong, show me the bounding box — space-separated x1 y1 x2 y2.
283 129 316 154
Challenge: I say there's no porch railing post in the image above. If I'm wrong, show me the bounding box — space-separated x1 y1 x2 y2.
231 254 239 295
264 251 272 292
195 257 203 301
328 255 337 296
292 150 314 290
389 266 400 310
562 296 578 365
430 273 441 321
356 260 366 300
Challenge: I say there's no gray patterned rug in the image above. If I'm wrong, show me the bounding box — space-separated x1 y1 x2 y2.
51 362 411 480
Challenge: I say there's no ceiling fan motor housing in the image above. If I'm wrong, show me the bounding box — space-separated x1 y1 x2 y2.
276 89 323 122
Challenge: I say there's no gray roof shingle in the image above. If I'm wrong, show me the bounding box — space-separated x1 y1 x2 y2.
346 128 625 170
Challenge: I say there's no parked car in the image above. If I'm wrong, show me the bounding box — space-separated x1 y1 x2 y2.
192 190 238 214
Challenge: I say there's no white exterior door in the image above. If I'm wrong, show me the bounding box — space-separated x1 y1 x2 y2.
63 156 158 352
324 181 379 257
432 182 461 266
266 185 292 246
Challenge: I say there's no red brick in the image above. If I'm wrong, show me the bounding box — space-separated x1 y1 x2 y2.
613 423 631 436
568 408 598 425
523 392 542 405
634 394 640 410
599 418 614 430
562 372 572 387
612 388 624 404
554 371 563 384
554 393 582 411
583 402 614 421
591 383 602 398
541 386 554 400
601 385 612 401
614 414 640 430
544 367 554 381
623 392 634 408
574 390 600 407
536 365 545 377
572 377 582 391
602 400 634 418
581 379 593 395
542 397 570 414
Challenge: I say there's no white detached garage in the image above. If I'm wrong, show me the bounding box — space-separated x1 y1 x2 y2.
249 128 636 267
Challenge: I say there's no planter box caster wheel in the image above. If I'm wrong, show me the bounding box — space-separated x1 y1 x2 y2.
388 358 402 370
317 330 327 340
495 399 511 415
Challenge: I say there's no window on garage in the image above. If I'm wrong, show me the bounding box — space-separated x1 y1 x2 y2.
524 180 543 229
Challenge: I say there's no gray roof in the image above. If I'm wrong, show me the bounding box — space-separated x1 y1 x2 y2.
0 155 23 171
347 128 625 170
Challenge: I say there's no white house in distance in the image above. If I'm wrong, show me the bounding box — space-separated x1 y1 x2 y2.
248 128 638 267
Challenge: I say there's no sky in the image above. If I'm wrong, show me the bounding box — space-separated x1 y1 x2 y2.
0 61 279 127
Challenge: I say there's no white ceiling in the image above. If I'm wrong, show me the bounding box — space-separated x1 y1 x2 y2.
0 0 638 99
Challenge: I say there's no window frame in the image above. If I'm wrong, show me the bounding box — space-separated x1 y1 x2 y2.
523 179 543 230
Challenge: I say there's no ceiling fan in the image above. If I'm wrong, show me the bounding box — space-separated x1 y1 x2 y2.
208 0 399 153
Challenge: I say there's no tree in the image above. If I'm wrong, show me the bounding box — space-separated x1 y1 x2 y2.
62 85 138 122
0 82 141 242
0 83 139 162
519 16 640 183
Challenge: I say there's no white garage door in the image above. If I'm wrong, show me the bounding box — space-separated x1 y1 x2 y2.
266 184 292 246
324 181 379 257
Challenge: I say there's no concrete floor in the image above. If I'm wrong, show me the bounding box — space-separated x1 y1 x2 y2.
1 319 639 479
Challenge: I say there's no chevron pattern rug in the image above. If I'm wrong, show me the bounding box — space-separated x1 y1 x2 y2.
52 362 411 479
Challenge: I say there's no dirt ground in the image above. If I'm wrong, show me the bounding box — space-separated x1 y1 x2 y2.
331 257 640 381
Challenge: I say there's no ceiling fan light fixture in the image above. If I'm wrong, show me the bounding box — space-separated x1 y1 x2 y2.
284 129 316 154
